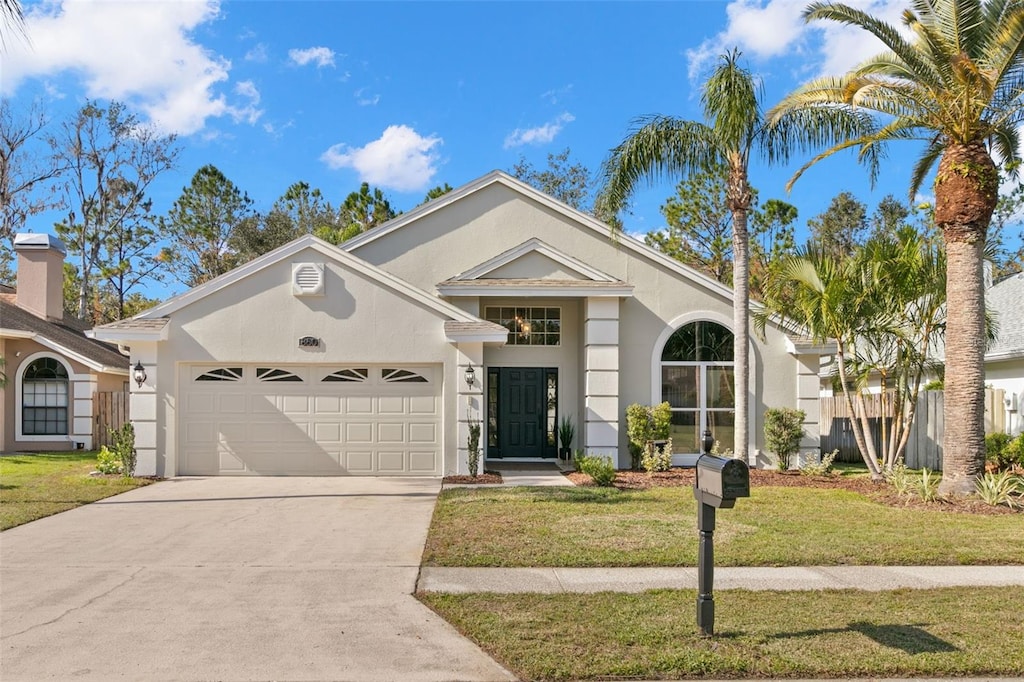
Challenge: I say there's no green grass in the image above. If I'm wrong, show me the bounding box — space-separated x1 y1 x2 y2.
423 486 1024 566
0 451 153 530
420 587 1024 680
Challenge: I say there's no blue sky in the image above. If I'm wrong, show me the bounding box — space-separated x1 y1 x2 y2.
4 0 954 298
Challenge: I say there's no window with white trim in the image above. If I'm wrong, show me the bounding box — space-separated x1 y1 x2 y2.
195 367 244 382
661 321 734 453
256 367 303 382
484 306 560 346
322 368 369 383
22 357 69 436
381 368 429 383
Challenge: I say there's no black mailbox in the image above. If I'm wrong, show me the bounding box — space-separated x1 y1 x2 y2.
694 455 750 509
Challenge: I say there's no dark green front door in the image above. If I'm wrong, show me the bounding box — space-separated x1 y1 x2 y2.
489 367 557 458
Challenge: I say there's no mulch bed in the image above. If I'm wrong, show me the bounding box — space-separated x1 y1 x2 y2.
443 471 504 485
567 467 1022 515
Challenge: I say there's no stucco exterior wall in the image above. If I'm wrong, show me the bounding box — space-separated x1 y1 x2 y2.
148 248 458 476
985 357 1024 435
1 338 120 452
350 183 799 463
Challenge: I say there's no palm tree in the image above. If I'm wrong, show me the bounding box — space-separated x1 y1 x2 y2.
601 50 805 464
768 0 1024 495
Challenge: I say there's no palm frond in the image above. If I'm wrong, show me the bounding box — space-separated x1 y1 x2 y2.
805 2 943 87
909 136 946 200
599 116 718 215
703 48 762 153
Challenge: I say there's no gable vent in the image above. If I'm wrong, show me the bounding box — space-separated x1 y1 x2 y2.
292 263 325 296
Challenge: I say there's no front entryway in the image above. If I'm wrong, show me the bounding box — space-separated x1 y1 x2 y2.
487 367 557 459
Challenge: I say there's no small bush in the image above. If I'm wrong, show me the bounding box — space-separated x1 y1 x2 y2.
800 449 837 476
1004 433 1024 470
96 446 123 475
109 423 137 478
710 441 734 458
975 471 1023 508
625 402 671 470
467 421 481 477
641 438 673 474
985 432 1023 471
578 455 617 486
764 407 805 470
885 462 915 496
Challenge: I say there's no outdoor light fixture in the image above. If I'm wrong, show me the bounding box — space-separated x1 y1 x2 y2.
133 361 147 388
464 364 476 389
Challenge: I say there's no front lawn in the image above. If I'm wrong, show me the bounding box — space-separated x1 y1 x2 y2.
423 485 1024 566
420 587 1024 680
0 451 154 530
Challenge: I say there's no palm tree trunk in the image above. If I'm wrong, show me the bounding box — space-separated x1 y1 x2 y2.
732 207 750 463
836 345 882 479
934 143 996 496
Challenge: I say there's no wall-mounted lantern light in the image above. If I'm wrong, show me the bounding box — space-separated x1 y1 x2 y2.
464 364 476 389
133 361 147 388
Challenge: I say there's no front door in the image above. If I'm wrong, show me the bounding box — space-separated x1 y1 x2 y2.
489 367 557 458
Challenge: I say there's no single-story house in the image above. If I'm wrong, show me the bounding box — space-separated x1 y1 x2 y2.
1 234 130 452
90 171 828 477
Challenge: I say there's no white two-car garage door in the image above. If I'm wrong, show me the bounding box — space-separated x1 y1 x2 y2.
179 364 442 476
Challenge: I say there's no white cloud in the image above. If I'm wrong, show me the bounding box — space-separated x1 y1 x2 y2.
230 80 262 125
321 125 443 192
541 84 573 105
687 0 910 80
245 43 269 63
289 46 336 68
1 0 250 136
354 88 380 106
504 112 575 149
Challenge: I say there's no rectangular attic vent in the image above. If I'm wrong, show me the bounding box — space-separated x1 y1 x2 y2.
292 263 325 296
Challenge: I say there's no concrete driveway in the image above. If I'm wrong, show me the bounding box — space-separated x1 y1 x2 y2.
0 477 514 682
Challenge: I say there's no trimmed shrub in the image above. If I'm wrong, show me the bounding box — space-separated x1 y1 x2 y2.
467 421 481 477
109 422 137 478
626 402 672 470
96 446 123 475
578 455 617 486
641 438 673 474
764 407 805 470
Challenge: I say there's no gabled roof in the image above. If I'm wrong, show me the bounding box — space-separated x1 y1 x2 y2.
342 170 736 301
0 300 129 373
117 234 489 330
437 237 634 298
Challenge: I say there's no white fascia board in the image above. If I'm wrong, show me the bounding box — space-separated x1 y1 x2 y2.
438 284 635 298
786 337 839 355
136 234 480 325
86 327 169 343
0 328 36 339
985 349 1024 362
444 330 510 344
454 237 617 282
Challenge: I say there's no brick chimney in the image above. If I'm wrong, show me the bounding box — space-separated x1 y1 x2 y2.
13 233 66 321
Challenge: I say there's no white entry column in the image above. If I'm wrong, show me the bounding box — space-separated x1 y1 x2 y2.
786 337 837 467
584 297 620 464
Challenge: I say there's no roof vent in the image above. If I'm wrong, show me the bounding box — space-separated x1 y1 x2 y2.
292 263 325 296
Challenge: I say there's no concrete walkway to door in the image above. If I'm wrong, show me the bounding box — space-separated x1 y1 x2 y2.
0 477 515 682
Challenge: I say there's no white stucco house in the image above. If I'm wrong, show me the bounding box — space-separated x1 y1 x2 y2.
89 171 827 477
984 270 1024 435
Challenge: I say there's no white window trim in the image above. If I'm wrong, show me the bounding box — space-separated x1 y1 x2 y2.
651 311 755 456
15 351 76 442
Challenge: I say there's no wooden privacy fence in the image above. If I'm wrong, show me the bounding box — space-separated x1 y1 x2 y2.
93 391 129 448
820 388 1006 471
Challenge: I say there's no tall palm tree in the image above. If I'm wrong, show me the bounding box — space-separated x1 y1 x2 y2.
768 0 1024 495
600 50 833 463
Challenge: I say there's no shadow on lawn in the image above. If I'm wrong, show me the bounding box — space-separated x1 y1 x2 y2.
775 621 958 654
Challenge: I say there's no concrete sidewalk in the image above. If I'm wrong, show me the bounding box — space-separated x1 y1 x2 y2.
418 564 1024 593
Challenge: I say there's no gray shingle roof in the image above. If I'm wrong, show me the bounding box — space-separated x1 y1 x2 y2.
988 271 1024 358
94 317 170 332
0 300 129 370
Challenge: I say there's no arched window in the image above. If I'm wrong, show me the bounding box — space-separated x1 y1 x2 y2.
22 357 69 436
661 321 734 454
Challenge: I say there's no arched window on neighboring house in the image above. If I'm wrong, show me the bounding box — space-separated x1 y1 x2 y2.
22 357 69 436
660 321 735 454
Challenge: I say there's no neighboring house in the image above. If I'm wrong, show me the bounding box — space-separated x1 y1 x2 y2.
984 270 1024 435
90 171 829 477
1 234 130 452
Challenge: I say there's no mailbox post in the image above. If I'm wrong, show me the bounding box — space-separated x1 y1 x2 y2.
693 429 750 636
